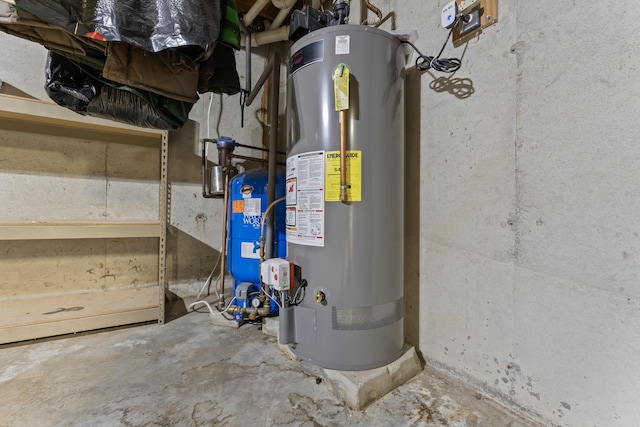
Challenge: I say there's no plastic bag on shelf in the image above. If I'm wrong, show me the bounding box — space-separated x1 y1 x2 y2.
44 51 193 129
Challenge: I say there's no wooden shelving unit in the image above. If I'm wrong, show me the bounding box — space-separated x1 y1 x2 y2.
0 95 168 344
0 221 162 240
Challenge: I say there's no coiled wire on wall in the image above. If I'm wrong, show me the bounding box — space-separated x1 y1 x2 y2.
401 15 464 73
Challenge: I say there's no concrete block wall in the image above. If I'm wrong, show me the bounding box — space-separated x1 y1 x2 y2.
389 0 640 426
0 33 48 99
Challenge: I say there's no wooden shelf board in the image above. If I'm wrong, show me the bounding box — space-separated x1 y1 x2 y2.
0 309 158 345
0 221 161 240
0 287 159 344
0 94 164 147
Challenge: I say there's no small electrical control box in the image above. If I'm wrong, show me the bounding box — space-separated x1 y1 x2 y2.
261 258 292 291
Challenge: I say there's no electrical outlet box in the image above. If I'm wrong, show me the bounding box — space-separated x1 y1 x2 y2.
460 6 481 35
452 0 498 47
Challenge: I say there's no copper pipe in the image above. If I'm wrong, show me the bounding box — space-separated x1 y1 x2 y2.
363 0 383 20
339 110 347 202
230 154 285 166
260 196 287 262
231 154 268 162
364 11 396 30
234 142 286 155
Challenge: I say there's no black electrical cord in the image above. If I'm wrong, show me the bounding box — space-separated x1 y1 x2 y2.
292 279 307 306
401 15 464 73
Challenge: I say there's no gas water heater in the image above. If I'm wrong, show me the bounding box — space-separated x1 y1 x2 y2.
280 25 406 370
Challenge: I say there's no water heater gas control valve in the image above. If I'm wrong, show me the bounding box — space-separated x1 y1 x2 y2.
261 258 293 291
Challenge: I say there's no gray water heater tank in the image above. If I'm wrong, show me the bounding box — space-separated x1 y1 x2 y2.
284 25 406 371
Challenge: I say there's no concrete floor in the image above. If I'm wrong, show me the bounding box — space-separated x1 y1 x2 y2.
0 312 540 427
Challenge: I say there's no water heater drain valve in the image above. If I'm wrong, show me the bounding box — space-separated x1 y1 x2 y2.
261 258 293 291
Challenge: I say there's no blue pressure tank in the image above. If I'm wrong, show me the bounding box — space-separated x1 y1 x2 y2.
227 167 286 317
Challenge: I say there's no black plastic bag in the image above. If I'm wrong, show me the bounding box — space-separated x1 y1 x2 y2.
44 50 97 114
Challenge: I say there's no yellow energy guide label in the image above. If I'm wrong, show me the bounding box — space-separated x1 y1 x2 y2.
324 150 362 202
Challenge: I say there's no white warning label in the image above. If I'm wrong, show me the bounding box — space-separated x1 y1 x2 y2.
241 241 260 259
286 178 297 206
335 35 350 55
243 197 261 217
286 151 325 247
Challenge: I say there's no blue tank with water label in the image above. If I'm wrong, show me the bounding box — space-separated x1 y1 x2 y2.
227 167 286 314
